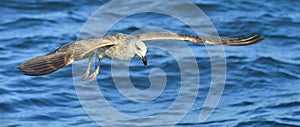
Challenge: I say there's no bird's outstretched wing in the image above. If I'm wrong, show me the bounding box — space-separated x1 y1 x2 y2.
17 38 116 76
137 32 263 46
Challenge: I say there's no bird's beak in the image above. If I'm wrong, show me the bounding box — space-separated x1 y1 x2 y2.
141 56 147 66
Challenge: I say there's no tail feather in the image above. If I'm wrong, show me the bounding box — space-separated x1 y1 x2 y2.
17 53 73 76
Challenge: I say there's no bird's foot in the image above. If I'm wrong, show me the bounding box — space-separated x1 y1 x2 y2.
89 70 99 82
82 71 90 81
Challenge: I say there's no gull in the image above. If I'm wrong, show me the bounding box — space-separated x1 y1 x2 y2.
17 32 263 82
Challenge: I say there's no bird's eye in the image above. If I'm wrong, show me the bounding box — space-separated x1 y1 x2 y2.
135 44 141 50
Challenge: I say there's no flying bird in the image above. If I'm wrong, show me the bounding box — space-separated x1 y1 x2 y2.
17 32 263 82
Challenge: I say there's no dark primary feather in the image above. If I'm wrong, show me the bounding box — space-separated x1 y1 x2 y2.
16 52 73 76
205 34 264 46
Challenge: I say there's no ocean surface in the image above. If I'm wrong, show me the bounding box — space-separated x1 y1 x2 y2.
1 0 300 126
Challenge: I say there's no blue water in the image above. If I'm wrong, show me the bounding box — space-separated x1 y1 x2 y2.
1 0 300 126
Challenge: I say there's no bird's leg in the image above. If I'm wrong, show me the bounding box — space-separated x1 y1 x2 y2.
89 58 102 82
82 55 93 81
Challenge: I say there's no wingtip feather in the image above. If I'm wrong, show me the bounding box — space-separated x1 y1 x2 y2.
17 53 73 76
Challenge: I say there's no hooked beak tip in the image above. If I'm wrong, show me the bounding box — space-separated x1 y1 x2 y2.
141 56 147 67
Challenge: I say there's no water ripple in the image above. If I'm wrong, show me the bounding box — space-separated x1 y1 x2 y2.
1 0 299 126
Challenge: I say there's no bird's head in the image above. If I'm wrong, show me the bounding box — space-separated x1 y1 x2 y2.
134 41 147 66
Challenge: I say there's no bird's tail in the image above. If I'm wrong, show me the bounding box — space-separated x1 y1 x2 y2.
16 52 74 76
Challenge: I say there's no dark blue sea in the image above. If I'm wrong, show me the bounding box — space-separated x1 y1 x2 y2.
1 0 300 126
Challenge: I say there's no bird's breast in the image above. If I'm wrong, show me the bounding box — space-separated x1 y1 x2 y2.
104 45 135 61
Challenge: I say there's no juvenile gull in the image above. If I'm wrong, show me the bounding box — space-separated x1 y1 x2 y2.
17 32 264 82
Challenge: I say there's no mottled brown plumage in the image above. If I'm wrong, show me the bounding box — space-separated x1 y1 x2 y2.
17 32 264 82
138 32 263 46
